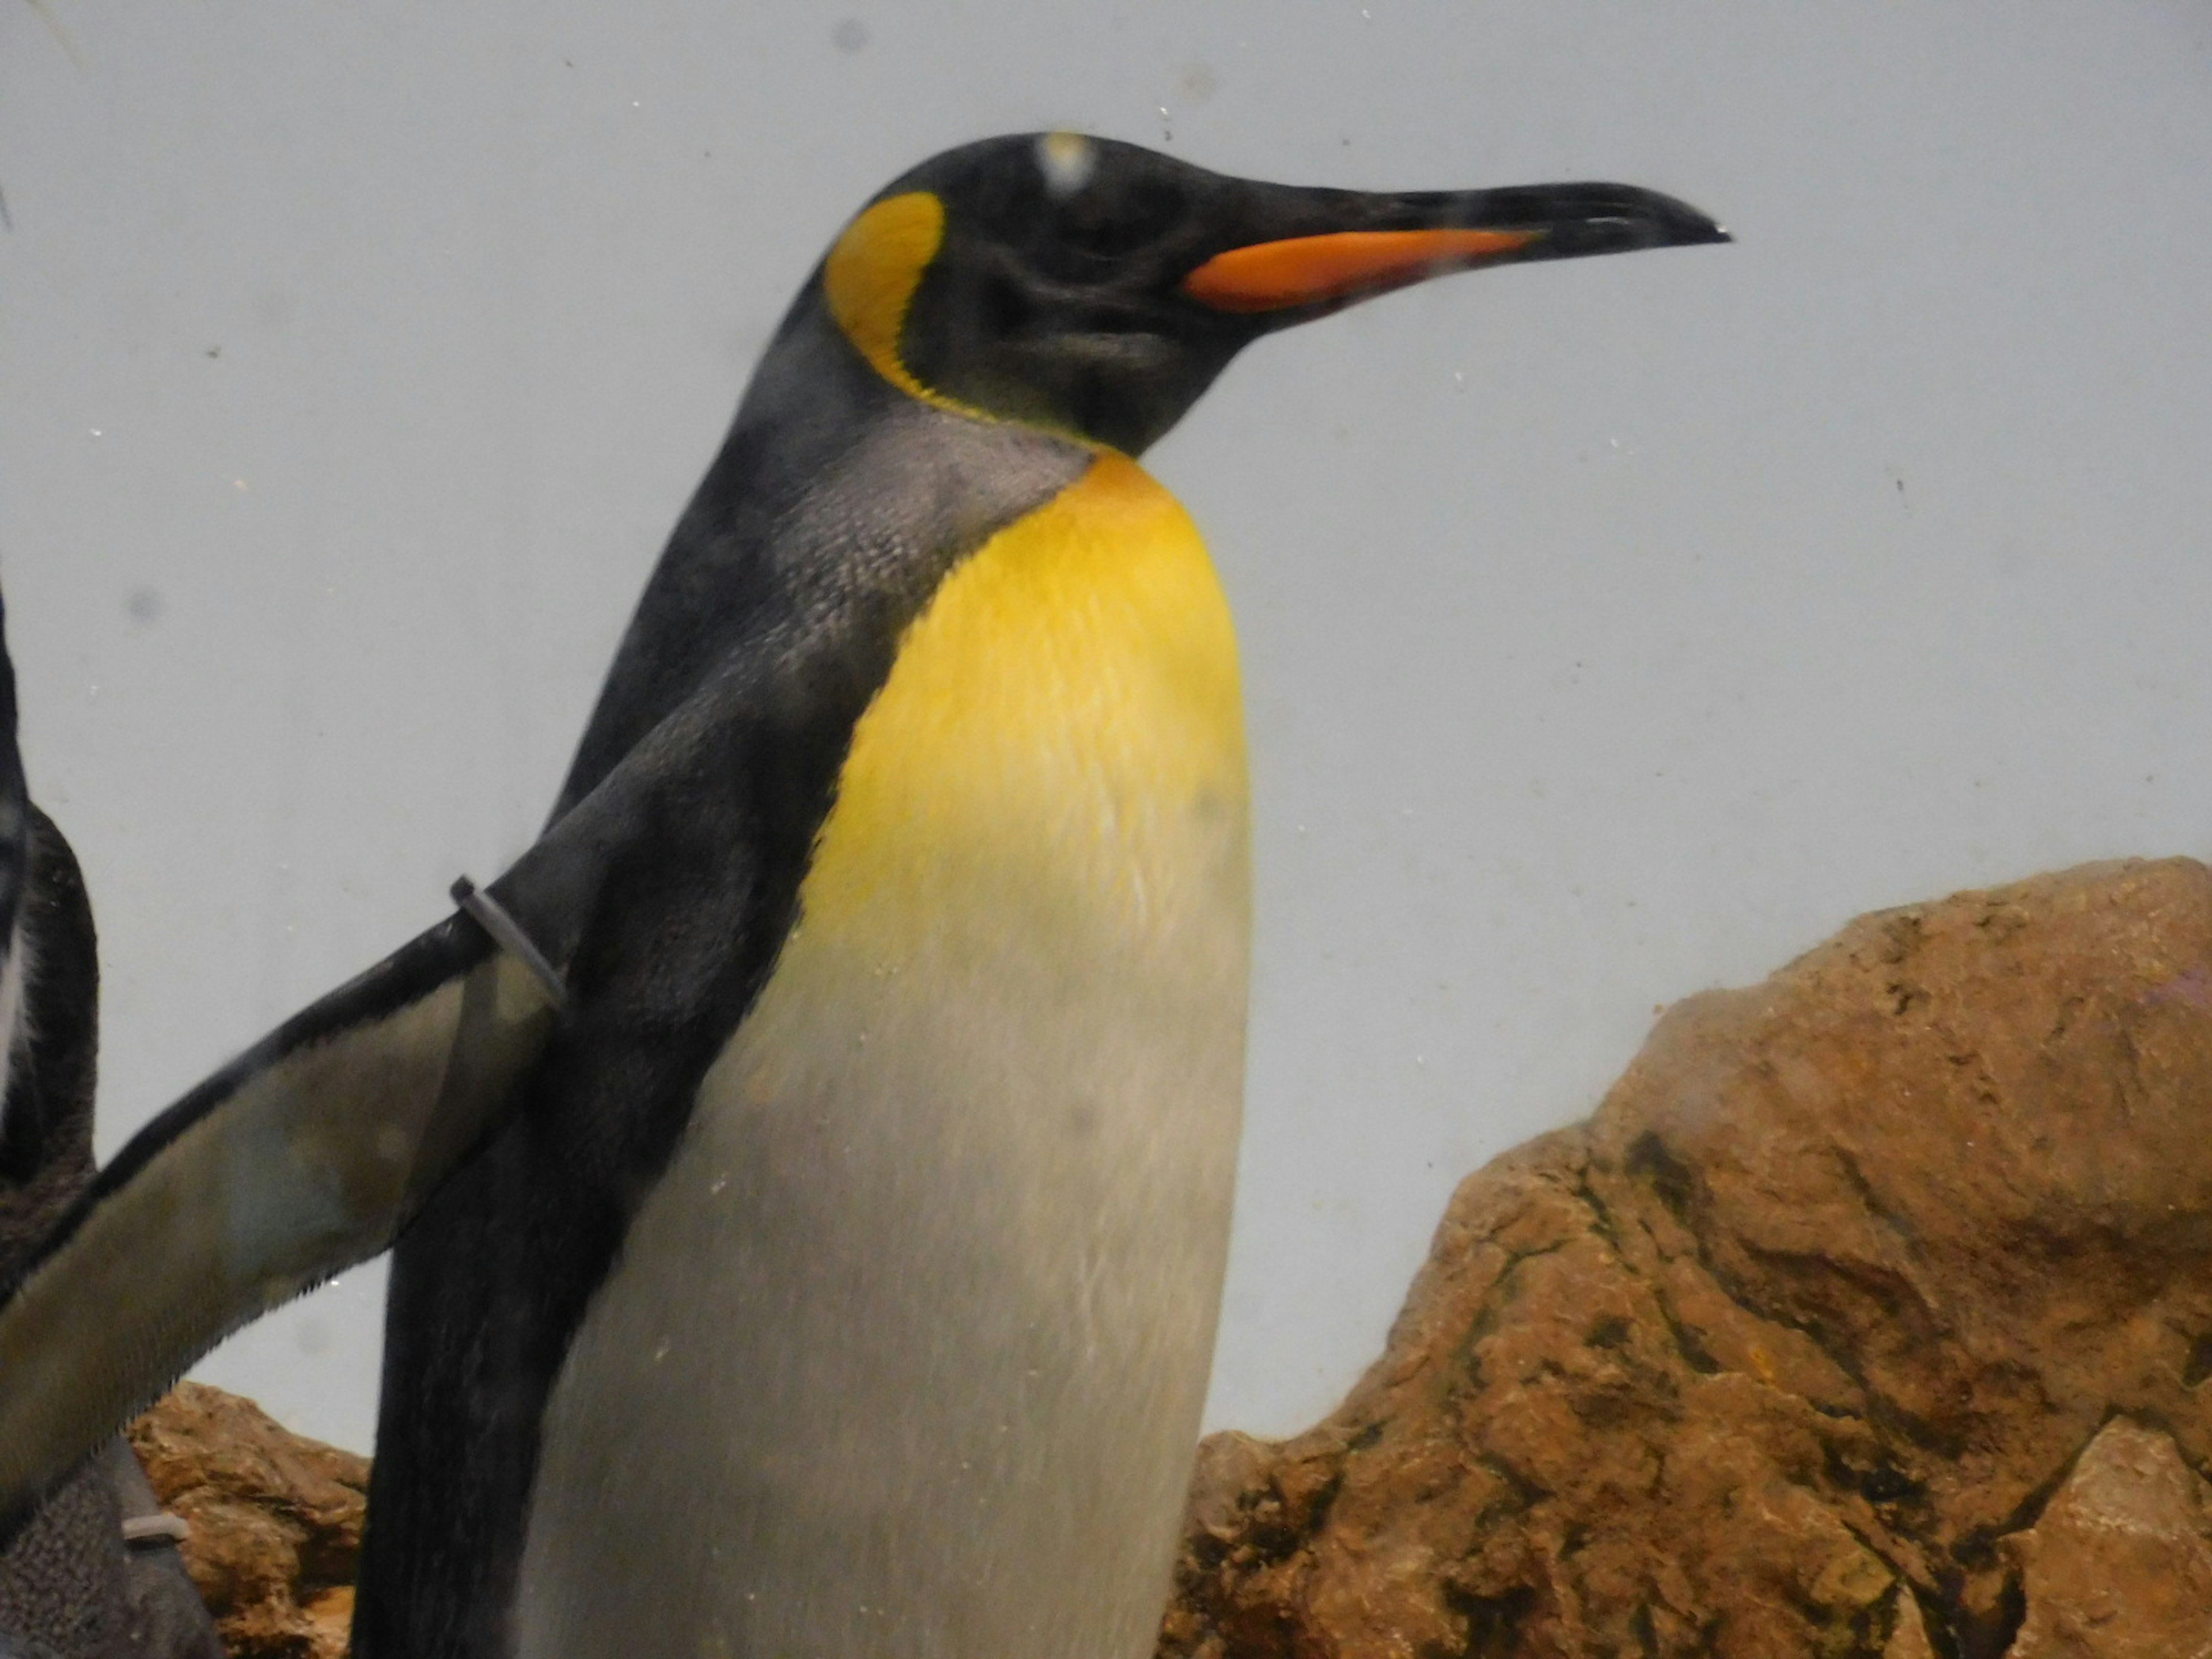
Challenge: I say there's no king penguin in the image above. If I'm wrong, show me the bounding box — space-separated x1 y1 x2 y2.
0 135 1725 1658
0 592 224 1659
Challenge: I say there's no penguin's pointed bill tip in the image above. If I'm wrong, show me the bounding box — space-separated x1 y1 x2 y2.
1180 180 1731 316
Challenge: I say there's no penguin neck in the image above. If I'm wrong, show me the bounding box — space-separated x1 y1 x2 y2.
554 294 1094 817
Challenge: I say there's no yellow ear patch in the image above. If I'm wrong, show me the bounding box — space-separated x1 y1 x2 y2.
823 191 948 403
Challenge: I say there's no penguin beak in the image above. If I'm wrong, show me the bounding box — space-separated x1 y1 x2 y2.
1181 182 1729 316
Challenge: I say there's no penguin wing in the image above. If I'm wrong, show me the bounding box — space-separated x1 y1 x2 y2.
0 774 630 1531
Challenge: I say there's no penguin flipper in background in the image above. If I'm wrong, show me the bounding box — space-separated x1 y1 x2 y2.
0 703 666 1533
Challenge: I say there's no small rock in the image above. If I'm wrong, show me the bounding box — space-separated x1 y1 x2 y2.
127 1384 368 1659
1884 1591 1938 1659
2005 1417 2212 1657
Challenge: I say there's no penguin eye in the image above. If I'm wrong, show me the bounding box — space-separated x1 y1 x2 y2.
1058 180 1188 261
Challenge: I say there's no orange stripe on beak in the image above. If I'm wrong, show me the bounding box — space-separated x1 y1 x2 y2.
1182 228 1541 313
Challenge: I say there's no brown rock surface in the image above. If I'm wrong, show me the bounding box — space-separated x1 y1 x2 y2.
126 1382 366 1659
1161 858 2212 1658
2003 1416 2212 1657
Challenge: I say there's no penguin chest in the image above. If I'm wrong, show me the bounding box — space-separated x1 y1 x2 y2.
516 453 1251 1659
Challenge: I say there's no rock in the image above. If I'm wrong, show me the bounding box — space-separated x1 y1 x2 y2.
2003 1416 2212 1657
1160 858 2212 1658
126 1384 368 1659
1885 1592 1940 1659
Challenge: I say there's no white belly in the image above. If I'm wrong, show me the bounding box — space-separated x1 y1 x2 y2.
514 453 1249 1658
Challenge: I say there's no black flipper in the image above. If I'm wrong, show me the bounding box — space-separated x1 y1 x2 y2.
0 914 544 1529
0 775 637 1537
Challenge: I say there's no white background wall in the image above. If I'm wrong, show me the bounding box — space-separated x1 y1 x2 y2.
3 2 2210 1453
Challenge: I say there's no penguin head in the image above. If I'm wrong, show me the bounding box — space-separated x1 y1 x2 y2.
821 132 1727 454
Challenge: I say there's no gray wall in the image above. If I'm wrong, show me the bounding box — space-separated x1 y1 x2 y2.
3 2 2210 1452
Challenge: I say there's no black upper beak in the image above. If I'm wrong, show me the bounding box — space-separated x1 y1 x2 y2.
1445 181 1729 260
1181 180 1728 316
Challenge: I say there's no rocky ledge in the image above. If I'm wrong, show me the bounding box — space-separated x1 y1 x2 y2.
134 859 2212 1656
1163 858 2212 1658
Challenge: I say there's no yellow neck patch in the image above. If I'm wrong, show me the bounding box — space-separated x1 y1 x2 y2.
823 191 955 407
